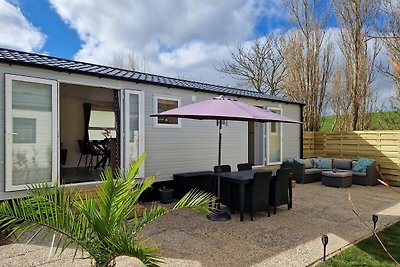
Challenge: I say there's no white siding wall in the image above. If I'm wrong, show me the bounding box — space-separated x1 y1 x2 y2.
0 63 302 199
281 104 302 160
144 90 248 181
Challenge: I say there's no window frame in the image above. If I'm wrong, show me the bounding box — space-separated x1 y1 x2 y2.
153 95 181 128
5 74 58 191
123 89 145 178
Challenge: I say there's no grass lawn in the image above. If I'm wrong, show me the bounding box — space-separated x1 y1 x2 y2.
320 111 400 132
318 220 400 266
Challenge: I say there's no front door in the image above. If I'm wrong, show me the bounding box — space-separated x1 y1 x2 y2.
122 90 145 177
5 74 58 191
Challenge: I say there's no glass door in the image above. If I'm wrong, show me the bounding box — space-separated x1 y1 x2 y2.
5 74 58 191
266 107 283 165
122 90 144 177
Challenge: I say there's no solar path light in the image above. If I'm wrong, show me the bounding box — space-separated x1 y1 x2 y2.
321 234 329 261
372 214 379 234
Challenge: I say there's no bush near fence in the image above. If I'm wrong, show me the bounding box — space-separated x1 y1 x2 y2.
303 131 400 185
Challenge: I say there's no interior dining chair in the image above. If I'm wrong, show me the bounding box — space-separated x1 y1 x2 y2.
77 140 92 168
270 168 292 214
237 163 254 171
89 140 105 169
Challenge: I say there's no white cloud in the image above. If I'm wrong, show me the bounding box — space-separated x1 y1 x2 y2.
0 0 46 52
48 0 279 85
159 41 228 68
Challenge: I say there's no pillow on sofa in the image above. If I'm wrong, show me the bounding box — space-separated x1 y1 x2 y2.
314 158 332 169
303 159 314 169
352 160 357 170
333 159 352 170
352 157 375 173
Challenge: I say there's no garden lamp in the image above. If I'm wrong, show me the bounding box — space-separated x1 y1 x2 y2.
372 214 378 233
321 234 329 261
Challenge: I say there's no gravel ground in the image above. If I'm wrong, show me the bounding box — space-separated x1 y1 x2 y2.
1 183 399 267
0 231 12 246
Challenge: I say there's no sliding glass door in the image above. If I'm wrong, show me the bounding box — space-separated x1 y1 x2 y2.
5 75 58 191
266 107 283 165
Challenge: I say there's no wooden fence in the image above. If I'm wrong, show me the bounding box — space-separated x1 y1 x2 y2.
303 131 400 185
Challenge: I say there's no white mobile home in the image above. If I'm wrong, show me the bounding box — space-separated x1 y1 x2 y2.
0 48 303 200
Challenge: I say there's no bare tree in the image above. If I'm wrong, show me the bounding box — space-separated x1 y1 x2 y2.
217 34 286 96
391 62 400 104
329 69 352 130
332 0 382 131
374 1 400 129
111 49 148 72
380 0 400 102
281 0 334 131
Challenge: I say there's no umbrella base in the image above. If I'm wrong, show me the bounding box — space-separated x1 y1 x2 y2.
207 210 231 221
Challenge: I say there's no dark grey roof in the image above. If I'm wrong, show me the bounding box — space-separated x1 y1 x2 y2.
0 47 302 105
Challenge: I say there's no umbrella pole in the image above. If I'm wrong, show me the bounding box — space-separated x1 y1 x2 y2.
207 119 231 221
217 119 222 210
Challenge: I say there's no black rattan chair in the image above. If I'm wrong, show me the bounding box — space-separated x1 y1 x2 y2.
237 163 254 171
213 165 232 208
213 165 231 173
270 168 292 214
247 171 273 220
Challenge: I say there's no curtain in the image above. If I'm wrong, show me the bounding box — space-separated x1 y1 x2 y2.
83 103 91 141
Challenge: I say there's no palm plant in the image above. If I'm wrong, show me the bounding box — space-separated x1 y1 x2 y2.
0 154 216 266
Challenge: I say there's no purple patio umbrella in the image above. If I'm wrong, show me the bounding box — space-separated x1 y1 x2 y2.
151 95 302 221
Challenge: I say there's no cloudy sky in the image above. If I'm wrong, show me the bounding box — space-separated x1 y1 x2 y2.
1 0 289 84
0 0 395 108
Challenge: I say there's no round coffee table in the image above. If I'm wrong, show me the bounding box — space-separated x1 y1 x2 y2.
321 170 352 188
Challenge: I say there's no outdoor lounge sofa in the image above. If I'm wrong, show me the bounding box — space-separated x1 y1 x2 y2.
282 158 379 186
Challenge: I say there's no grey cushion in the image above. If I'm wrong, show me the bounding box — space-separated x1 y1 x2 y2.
305 168 324 174
333 159 352 170
322 170 352 178
303 159 314 169
352 171 367 177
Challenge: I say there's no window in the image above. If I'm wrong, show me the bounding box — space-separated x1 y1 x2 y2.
88 110 116 140
270 121 277 134
267 107 282 164
154 96 181 127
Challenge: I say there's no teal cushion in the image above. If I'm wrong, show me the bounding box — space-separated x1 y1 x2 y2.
314 158 332 169
353 158 375 173
293 158 303 164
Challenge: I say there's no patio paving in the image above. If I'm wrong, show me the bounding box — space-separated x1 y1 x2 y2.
1 183 399 267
